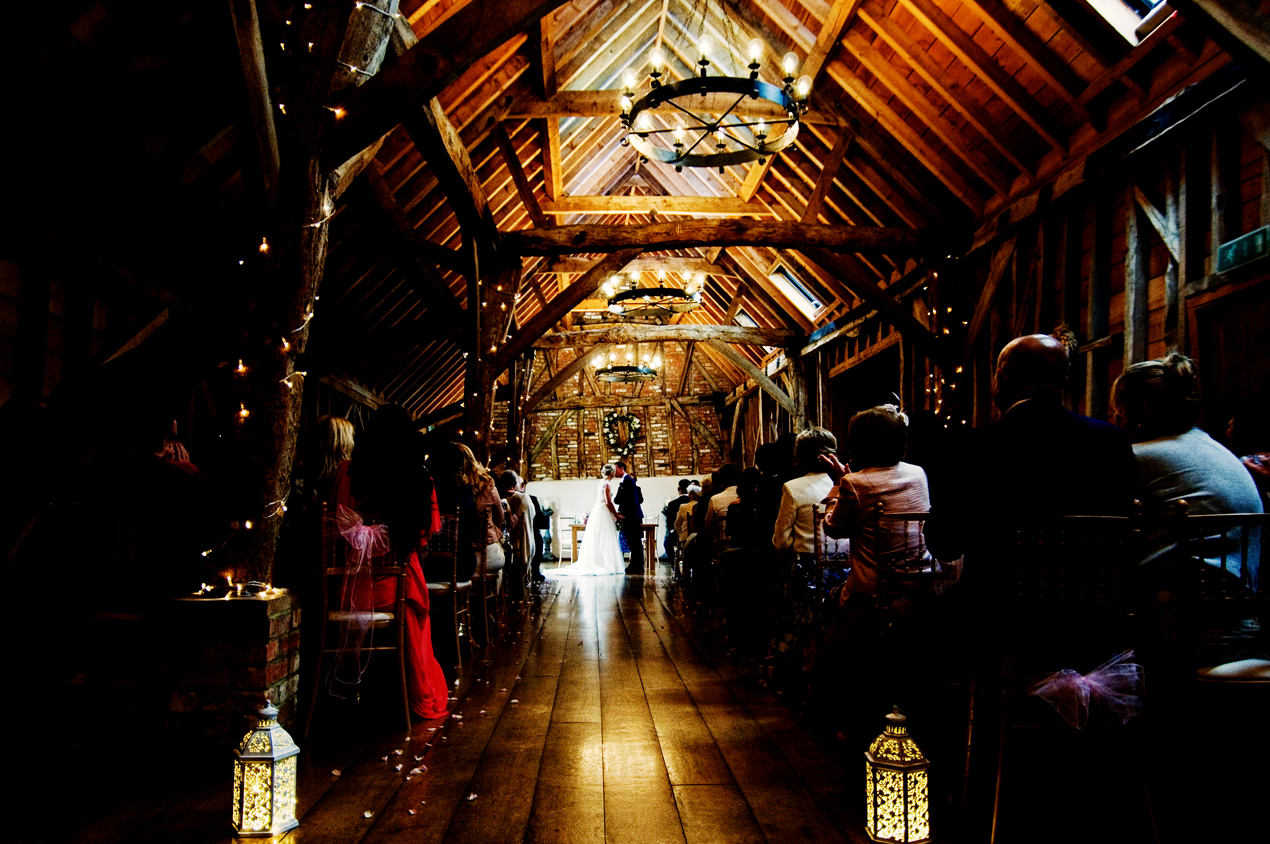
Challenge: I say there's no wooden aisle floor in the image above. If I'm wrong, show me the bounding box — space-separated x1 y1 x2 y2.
33 568 870 844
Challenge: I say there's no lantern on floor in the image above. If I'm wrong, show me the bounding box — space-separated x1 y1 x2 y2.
232 701 300 837
864 707 930 843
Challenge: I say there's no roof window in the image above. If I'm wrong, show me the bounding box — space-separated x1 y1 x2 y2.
767 265 822 319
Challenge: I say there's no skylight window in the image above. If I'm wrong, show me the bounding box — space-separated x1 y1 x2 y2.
768 265 822 319
734 310 774 353
1086 0 1169 45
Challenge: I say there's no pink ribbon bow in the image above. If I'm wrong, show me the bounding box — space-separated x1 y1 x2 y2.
1028 650 1144 730
336 505 390 565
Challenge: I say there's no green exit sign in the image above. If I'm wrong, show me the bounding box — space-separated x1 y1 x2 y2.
1216 226 1270 273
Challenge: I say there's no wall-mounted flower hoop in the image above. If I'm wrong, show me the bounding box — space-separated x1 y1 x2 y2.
602 412 642 457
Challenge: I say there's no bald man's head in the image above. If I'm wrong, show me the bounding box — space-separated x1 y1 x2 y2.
993 334 1070 410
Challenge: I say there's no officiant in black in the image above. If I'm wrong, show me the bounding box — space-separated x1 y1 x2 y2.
613 461 645 575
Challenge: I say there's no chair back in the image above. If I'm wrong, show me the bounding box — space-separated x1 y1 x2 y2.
1170 501 1265 604
424 511 463 585
812 502 850 601
319 505 407 625
974 515 1139 668
871 504 958 609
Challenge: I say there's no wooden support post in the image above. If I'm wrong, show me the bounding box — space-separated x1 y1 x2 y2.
228 0 280 208
789 352 810 431
1164 162 1183 353
1061 203 1084 335
731 394 745 454
1211 122 1241 267
228 2 397 582
1086 190 1114 420
1125 195 1149 367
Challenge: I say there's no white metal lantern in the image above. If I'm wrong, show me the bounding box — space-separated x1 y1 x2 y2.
232 701 300 837
864 707 931 843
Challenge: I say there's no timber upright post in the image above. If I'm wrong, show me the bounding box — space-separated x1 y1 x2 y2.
230 3 398 582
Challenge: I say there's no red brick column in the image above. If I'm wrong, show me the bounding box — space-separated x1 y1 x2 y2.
166 590 301 741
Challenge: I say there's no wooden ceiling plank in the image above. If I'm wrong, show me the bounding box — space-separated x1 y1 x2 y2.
536 394 708 410
840 32 1013 195
896 0 1068 151
822 62 991 208
957 0 1094 123
857 0 1035 176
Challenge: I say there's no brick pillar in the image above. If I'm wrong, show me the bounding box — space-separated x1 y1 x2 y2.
165 590 301 742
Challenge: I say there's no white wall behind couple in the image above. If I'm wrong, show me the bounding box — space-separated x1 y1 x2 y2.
525 475 689 561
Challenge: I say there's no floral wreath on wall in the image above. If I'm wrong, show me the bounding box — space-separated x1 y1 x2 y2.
602 411 642 457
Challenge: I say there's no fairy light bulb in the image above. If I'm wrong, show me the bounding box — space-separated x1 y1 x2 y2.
239 403 250 419
782 52 799 77
258 237 269 254
747 38 764 64
236 359 247 375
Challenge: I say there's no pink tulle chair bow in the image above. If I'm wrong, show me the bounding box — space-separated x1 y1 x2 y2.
1027 650 1144 729
336 505 391 563
328 505 391 695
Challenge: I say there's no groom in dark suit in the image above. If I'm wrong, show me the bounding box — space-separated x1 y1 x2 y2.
613 461 645 575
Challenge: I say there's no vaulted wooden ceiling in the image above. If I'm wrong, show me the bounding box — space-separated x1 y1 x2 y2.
22 0 1260 419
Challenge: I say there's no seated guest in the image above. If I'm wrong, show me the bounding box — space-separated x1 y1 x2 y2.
662 479 692 561
703 463 741 548
425 442 479 583
925 333 1135 563
822 405 953 601
329 405 449 720
453 443 504 578
768 427 840 688
1113 354 1263 667
725 468 767 549
498 470 538 581
675 484 702 575
772 428 838 555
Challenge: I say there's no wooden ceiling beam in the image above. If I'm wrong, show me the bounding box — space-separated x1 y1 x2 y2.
1077 12 1186 106
896 0 1069 152
493 123 551 227
360 167 466 325
705 340 797 416
535 394 709 411
540 196 776 216
800 247 938 352
506 90 838 123
325 0 575 168
533 256 741 276
404 97 503 265
534 324 799 349
524 343 615 412
228 0 279 208
506 220 941 255
497 248 643 370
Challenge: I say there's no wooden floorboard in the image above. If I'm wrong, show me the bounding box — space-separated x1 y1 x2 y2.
60 574 872 844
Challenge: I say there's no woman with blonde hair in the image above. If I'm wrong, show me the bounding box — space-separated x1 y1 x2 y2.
434 442 504 577
313 416 354 502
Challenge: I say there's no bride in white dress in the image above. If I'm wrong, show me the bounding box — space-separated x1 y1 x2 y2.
550 465 625 576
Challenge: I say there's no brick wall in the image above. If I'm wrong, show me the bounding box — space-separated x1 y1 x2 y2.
524 337 730 479
166 590 301 741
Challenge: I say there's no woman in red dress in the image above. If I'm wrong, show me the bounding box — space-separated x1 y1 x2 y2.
329 405 450 721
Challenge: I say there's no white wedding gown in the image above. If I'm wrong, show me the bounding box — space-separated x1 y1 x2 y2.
550 478 625 576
